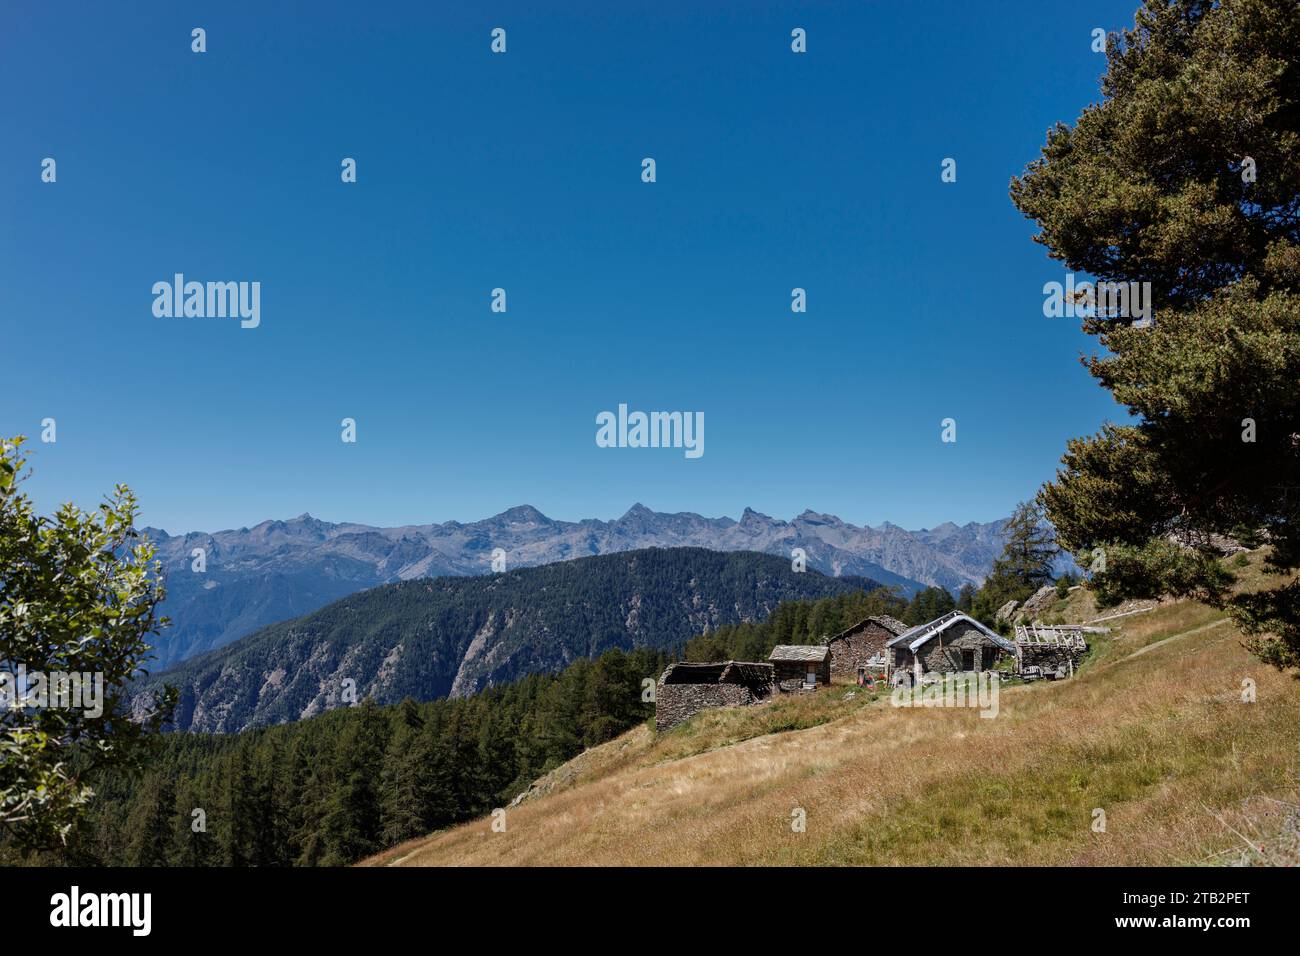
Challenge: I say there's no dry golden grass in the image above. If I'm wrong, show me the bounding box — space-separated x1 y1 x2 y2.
363 556 1300 867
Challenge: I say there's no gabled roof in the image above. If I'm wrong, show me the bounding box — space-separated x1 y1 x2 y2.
768 644 831 663
886 611 1016 653
822 615 909 645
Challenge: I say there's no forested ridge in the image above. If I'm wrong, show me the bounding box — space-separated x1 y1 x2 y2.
140 547 880 733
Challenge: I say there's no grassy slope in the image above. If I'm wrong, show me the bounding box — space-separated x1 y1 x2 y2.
364 553 1300 866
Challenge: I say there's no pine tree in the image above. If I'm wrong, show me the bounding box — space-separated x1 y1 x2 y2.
379 700 435 845
443 706 487 817
1011 0 1300 667
172 776 216 867
972 501 1059 624
477 703 519 803
218 748 256 867
320 698 388 864
124 773 175 867
419 710 461 831
293 740 331 867
580 650 632 748
245 741 286 866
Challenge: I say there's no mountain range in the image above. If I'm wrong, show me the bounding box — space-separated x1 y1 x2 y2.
139 548 879 733
142 503 1014 668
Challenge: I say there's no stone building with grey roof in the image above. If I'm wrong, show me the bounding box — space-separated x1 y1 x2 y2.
886 611 1016 684
768 644 831 690
821 615 909 682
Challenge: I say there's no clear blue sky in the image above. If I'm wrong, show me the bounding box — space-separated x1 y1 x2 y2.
1 0 1139 534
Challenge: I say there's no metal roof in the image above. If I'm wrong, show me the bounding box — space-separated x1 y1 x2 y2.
886 611 1016 653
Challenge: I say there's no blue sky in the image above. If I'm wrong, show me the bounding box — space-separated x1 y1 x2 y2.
2 0 1140 534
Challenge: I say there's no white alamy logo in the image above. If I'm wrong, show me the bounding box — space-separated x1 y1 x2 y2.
152 274 260 328
1042 272 1153 327
50 886 151 936
892 672 1000 719
1 666 103 718
596 404 704 459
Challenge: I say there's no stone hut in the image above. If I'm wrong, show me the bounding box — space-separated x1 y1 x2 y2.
886 611 1015 683
821 615 908 681
654 661 774 732
768 645 832 690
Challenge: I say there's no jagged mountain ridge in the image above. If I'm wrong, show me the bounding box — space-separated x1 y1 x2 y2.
142 503 1011 668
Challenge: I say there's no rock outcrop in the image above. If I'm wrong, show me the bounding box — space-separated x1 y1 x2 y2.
995 600 1020 625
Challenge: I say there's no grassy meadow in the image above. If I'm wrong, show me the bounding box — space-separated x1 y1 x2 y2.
364 552 1300 867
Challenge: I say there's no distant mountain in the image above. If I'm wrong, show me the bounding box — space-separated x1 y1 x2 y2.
142 504 1014 668
140 548 880 733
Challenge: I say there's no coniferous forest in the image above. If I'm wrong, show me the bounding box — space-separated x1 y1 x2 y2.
13 645 669 867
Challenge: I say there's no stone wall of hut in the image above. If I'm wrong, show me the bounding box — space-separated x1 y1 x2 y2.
655 682 767 732
771 658 830 690
826 623 896 679
913 622 1007 674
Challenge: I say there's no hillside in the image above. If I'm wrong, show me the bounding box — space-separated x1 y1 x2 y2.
141 548 880 733
142 505 1017 667
365 553 1300 867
